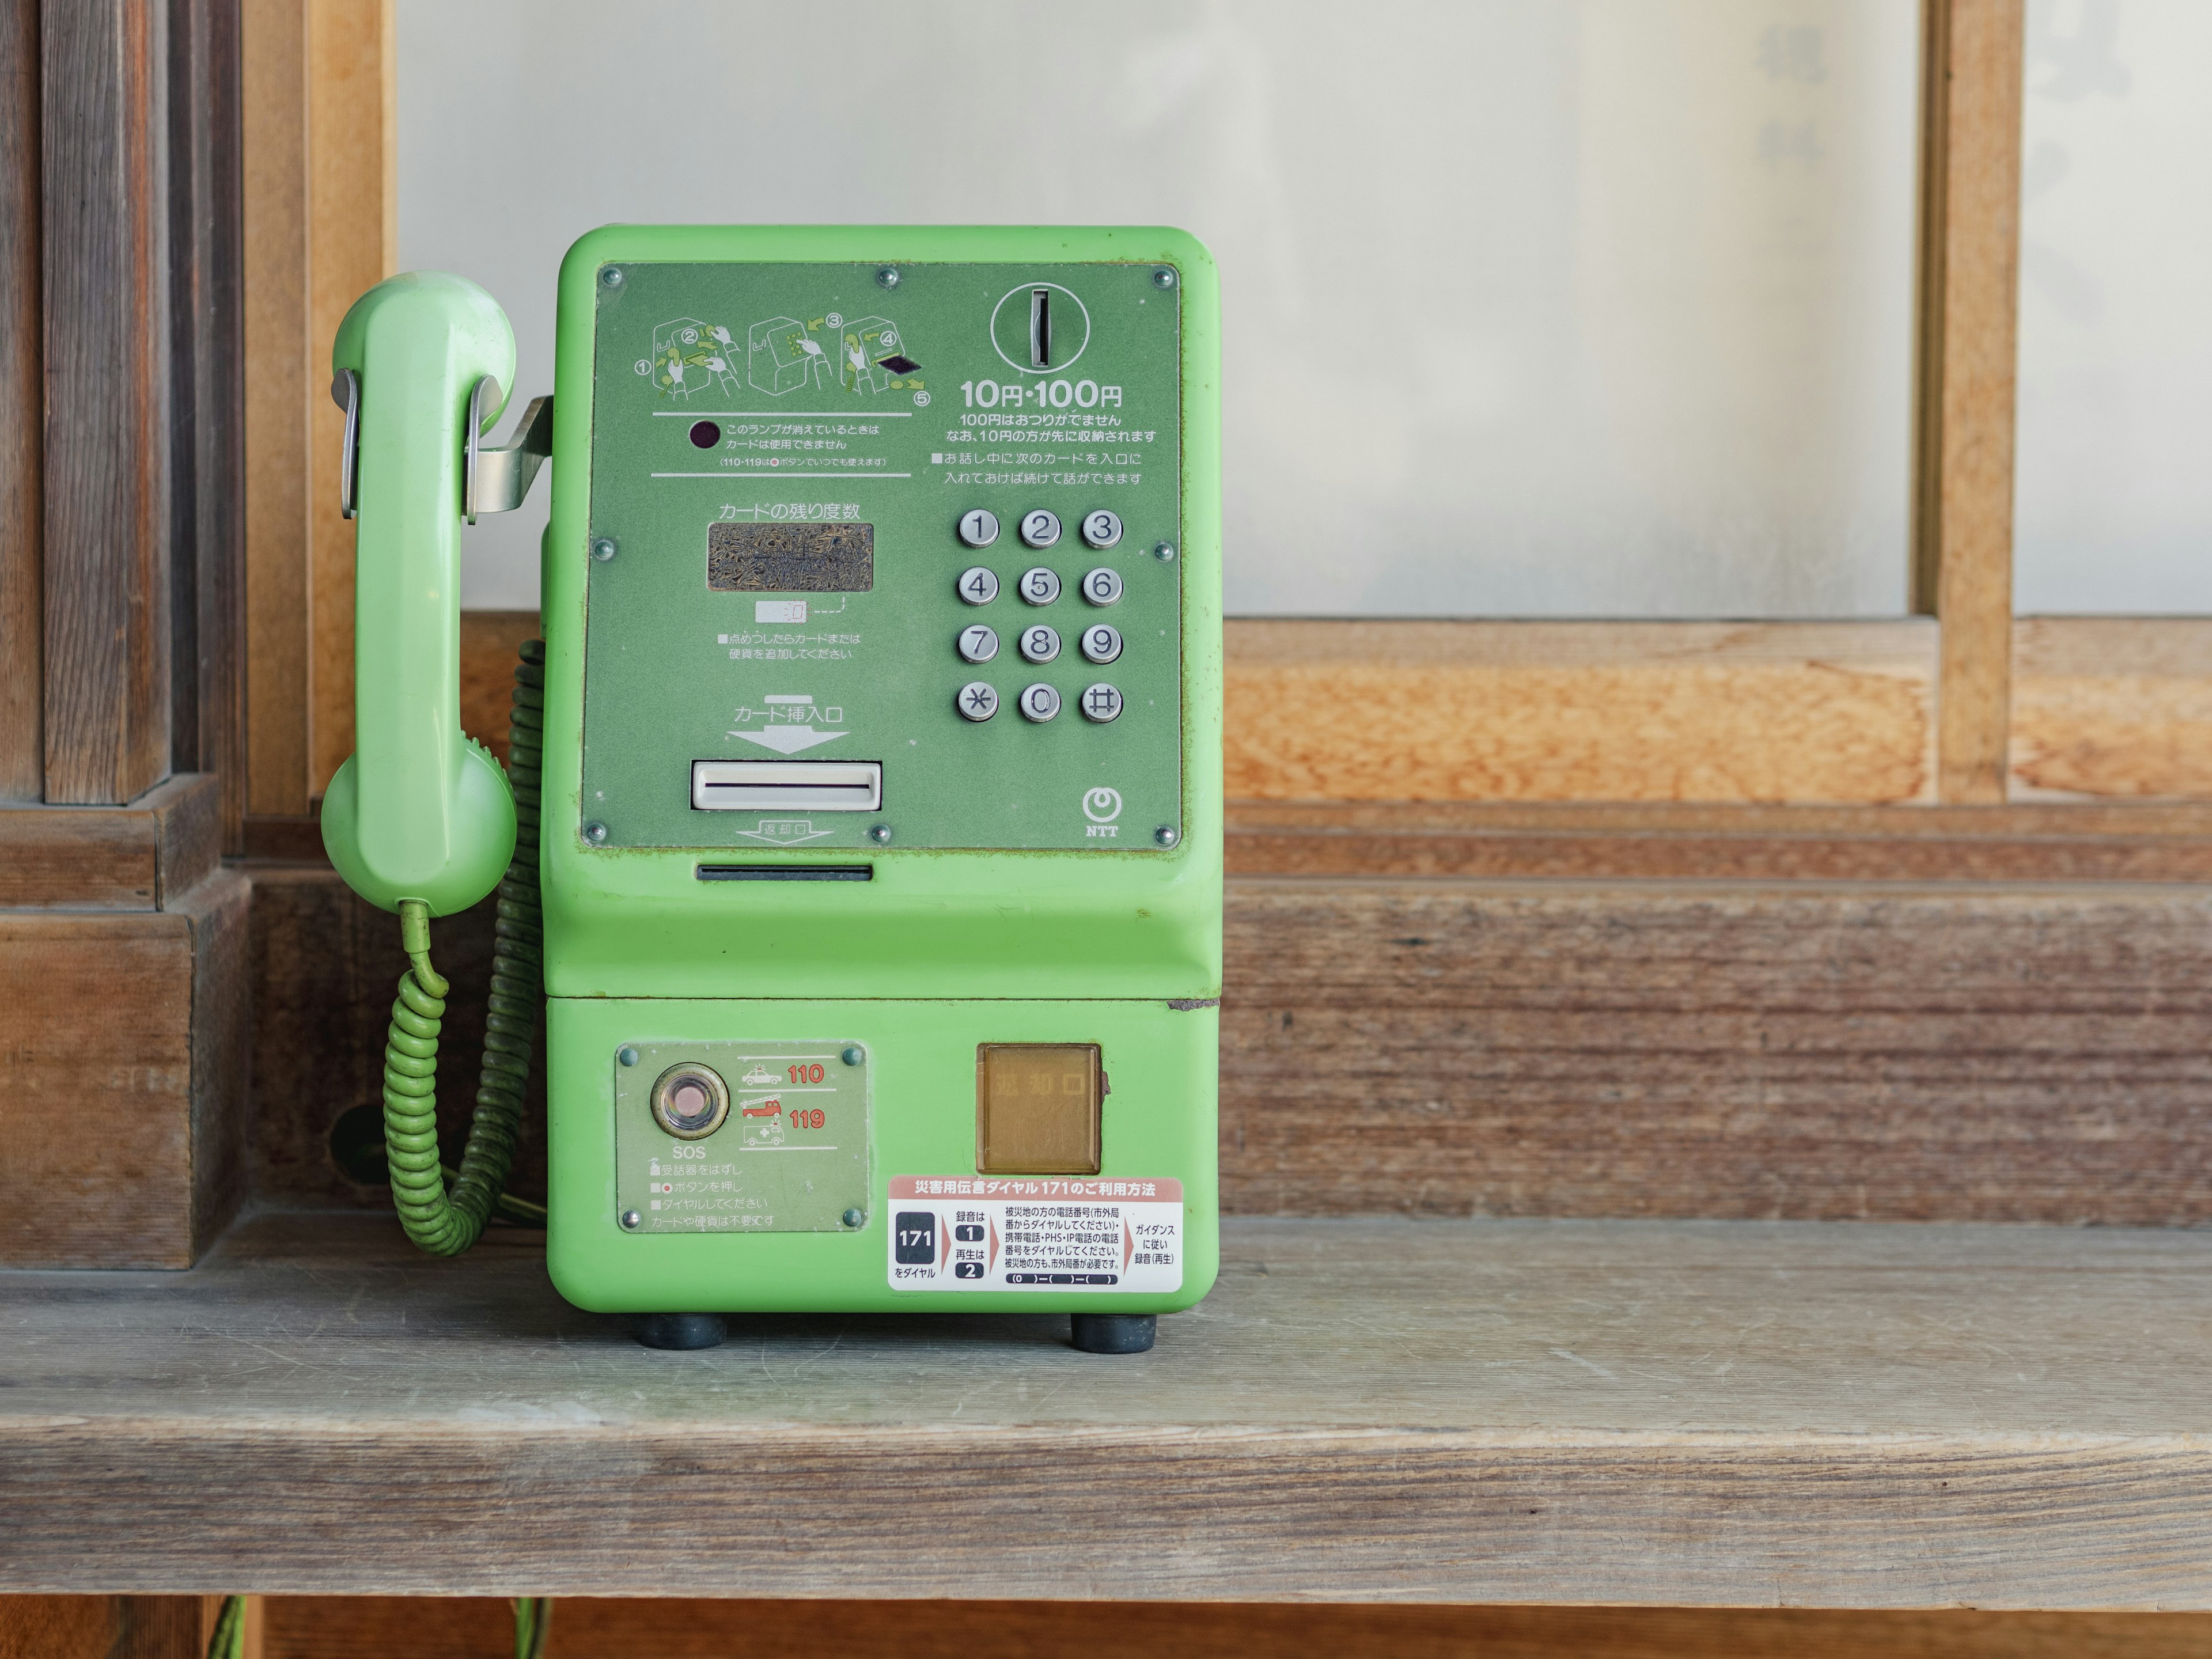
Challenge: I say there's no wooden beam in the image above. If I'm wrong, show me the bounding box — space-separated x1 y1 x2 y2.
240 0 309 816
0 772 219 908
10 1212 2212 1606
0 0 39 803
40 0 172 804
2012 618 2212 799
1913 0 2024 804
304 0 391 797
257 1597 2212 1659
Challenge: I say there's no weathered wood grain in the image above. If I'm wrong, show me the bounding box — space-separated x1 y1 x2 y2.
304 0 390 795
0 0 39 804
1227 800 2212 883
0 868 249 1266
2012 618 2212 800
248 866 2212 1225
0 772 219 908
41 0 173 805
1222 620 1936 805
6 1213 2212 1605
259 1595 2212 1659
1221 877 2212 1223
240 0 309 817
458 610 540 768
1914 0 2024 805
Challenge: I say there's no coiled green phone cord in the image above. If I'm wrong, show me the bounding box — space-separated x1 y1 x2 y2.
380 639 546 1255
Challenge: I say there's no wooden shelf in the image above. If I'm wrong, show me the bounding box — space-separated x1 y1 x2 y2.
5 1211 2211 1606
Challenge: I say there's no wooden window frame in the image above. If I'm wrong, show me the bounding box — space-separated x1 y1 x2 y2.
240 1 2210 832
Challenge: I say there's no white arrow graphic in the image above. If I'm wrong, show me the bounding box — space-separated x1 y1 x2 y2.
727 725 846 755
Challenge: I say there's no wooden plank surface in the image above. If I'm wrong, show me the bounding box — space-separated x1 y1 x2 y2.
240 0 310 816
1222 620 1936 804
0 772 219 908
1914 0 2024 805
1227 799 2212 882
6 1212 2212 1606
0 868 249 1267
40 0 173 804
0 0 39 802
258 1595 2212 1659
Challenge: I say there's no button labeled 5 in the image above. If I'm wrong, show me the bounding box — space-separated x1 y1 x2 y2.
1018 567 1060 605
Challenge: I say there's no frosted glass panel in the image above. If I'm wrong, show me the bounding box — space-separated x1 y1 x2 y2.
2015 0 2212 613
398 0 1917 615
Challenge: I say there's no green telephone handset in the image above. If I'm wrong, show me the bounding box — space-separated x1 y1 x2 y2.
320 271 551 1255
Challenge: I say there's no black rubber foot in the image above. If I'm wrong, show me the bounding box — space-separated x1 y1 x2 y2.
1070 1313 1157 1354
634 1312 728 1350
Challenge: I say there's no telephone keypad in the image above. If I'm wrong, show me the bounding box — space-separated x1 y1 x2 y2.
958 509 1000 548
1018 624 1062 665
1017 567 1061 605
1081 509 1123 549
957 625 999 664
1080 684 1124 723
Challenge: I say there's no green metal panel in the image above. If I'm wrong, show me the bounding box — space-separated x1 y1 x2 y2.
581 259 1183 853
536 225 1220 1315
547 995 1220 1314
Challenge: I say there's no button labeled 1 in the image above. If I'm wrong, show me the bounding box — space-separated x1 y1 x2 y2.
957 509 999 548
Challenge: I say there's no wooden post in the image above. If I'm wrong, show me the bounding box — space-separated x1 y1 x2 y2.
0 0 38 804
1912 0 2025 805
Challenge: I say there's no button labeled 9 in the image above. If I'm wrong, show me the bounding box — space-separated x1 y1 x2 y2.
1080 623 1122 665
1018 509 1062 549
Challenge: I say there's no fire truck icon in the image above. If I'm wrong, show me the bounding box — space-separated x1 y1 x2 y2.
740 1099 782 1119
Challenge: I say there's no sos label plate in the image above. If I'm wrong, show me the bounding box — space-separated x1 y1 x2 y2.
614 1040 870 1233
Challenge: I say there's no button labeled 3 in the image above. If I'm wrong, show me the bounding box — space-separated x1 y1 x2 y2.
956 681 999 722
1019 684 1062 722
1018 624 1062 664
957 625 999 664
1018 509 1062 549
1080 623 1122 664
1081 509 1123 549
957 509 1000 548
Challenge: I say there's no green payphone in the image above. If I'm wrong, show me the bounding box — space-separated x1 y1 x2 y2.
321 226 1221 1351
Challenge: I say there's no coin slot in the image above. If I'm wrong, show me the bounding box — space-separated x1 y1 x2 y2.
1029 287 1051 368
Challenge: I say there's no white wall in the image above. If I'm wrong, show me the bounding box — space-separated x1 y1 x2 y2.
2014 0 2212 613
398 0 1919 616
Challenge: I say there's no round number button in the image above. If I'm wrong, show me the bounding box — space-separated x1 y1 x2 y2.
1080 623 1123 665
957 625 999 664
1019 684 1062 722
1080 683 1124 724
957 566 999 605
1018 624 1062 664
956 681 999 722
1018 509 1062 549
1081 567 1123 606
1018 567 1061 605
1081 509 1123 549
957 509 1000 548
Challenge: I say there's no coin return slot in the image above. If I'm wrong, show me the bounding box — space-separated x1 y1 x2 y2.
976 1043 1105 1175
692 761 882 812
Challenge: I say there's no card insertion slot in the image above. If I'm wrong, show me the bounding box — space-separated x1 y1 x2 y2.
691 760 882 812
